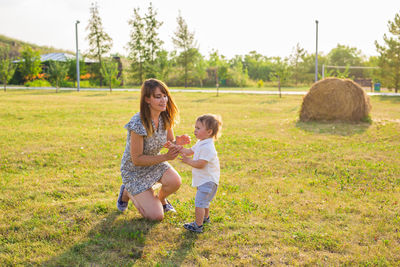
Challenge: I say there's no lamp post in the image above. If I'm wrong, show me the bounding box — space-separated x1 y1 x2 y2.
75 20 80 92
315 20 319 83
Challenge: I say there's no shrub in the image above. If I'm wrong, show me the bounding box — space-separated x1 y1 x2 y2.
25 79 52 87
257 80 264 88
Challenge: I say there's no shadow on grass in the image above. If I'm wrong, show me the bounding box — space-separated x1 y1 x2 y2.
295 120 372 136
192 97 212 103
43 211 159 266
374 95 400 103
83 93 109 97
7 89 75 95
155 230 199 266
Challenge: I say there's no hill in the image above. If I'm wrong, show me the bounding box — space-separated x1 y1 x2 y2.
0 34 73 57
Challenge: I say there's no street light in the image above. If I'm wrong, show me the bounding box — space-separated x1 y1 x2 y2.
75 20 80 92
315 20 319 83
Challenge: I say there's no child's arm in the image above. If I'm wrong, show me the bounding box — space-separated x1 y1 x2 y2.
180 147 194 156
180 154 207 169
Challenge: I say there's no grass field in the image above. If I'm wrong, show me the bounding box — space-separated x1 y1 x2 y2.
1 90 399 266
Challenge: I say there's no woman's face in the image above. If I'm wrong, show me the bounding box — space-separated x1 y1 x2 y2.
146 87 168 113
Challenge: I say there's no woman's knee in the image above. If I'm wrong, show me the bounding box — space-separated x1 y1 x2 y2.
144 209 164 221
172 174 182 189
161 169 182 189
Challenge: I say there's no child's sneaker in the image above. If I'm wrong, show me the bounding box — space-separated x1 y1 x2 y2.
116 184 128 212
163 199 176 213
203 216 210 224
183 222 203 233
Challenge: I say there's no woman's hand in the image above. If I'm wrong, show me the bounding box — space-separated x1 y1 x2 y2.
176 134 191 145
163 141 174 149
164 144 182 160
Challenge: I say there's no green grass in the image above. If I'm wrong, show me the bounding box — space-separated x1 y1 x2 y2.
1 89 400 266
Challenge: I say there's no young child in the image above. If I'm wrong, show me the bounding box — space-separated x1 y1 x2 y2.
179 114 222 233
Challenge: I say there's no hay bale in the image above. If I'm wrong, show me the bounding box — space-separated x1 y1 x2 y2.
299 78 372 122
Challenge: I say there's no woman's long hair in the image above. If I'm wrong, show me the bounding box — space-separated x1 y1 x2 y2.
140 78 179 136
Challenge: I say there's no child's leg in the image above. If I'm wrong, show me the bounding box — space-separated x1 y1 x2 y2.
204 208 209 219
195 207 205 226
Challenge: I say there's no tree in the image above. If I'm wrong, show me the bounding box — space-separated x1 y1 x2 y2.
243 51 274 82
193 53 207 87
143 2 163 78
375 11 400 92
229 59 249 87
172 11 197 87
327 44 364 78
86 2 113 87
127 3 164 84
18 46 41 83
127 7 146 84
208 50 229 86
289 43 306 86
0 46 17 92
300 52 328 83
48 60 68 93
269 57 292 87
66 58 86 88
100 58 120 92
152 49 172 82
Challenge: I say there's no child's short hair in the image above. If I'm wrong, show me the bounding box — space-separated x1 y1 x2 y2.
196 114 222 140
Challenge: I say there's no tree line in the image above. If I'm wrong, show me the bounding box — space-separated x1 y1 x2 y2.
1 4 400 93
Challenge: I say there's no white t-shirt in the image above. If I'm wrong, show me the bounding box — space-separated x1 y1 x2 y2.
191 138 220 187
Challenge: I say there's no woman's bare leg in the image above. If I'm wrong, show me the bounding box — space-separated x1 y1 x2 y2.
126 188 164 221
158 168 182 205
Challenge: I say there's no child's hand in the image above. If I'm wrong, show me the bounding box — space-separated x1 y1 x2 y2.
176 134 191 146
179 153 191 164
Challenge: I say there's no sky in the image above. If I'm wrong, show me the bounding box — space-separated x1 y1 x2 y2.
0 0 399 59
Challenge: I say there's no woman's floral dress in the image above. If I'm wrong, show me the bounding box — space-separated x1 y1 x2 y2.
120 112 172 196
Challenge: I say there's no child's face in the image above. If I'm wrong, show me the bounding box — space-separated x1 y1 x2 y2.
194 121 212 140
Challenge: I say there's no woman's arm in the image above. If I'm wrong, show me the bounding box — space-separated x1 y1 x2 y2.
167 128 175 142
130 131 180 166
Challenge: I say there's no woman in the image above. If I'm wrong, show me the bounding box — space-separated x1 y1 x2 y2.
117 78 190 221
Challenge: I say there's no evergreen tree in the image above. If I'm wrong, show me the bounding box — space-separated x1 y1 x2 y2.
289 43 306 86
0 46 17 92
86 2 113 87
127 7 146 84
172 11 197 87
144 3 163 65
375 11 400 92
127 3 164 83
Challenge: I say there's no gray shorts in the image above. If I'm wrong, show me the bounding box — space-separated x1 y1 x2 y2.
195 182 218 208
